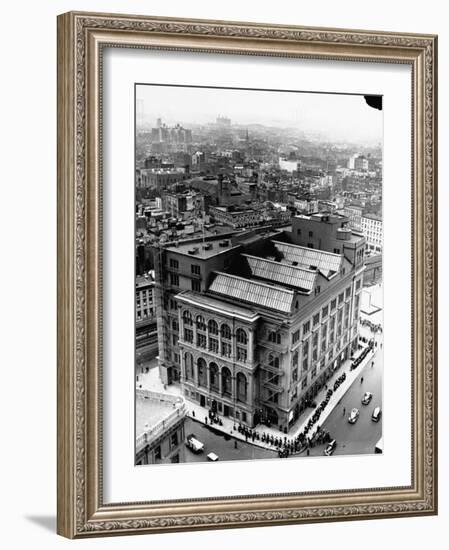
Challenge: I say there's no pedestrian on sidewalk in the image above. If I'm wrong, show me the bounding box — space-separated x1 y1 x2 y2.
343 407 346 416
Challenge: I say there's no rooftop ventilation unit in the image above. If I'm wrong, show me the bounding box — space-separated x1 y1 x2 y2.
202 243 213 250
188 247 199 255
219 240 230 248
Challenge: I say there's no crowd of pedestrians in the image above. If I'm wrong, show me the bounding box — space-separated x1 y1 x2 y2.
360 318 383 334
231 372 348 458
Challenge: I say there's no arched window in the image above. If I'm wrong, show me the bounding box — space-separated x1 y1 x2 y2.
236 328 248 345
182 310 192 326
209 362 219 391
221 366 232 396
184 352 194 381
172 319 179 332
208 319 218 335
268 354 280 369
197 357 207 387
237 372 247 402
196 315 206 331
221 323 231 340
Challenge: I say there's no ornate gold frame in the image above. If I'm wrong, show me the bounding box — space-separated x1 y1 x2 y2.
57 11 438 538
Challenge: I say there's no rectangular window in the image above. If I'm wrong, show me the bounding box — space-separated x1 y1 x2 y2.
169 258 179 269
170 432 178 447
333 248 340 254
191 279 201 292
237 347 247 362
154 446 161 460
208 337 219 354
308 230 313 237
221 342 232 357
292 330 300 344
184 328 193 343
345 286 351 299
302 357 308 372
313 313 320 327
169 273 179 286
172 334 178 346
197 333 206 348
303 340 309 356
191 264 201 275
321 325 327 352
338 293 344 305
303 320 310 336
292 368 298 382
322 305 329 319
331 298 337 311
356 279 361 291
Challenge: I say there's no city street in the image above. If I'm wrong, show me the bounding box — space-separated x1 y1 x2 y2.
307 346 383 457
183 418 278 463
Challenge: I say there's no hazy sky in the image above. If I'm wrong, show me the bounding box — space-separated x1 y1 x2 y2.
136 84 383 144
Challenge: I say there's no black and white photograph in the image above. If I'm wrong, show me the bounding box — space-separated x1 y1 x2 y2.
134 84 383 466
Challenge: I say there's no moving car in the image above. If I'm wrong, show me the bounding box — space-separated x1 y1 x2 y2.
207 452 219 461
323 439 337 456
185 434 205 453
361 391 373 405
371 406 382 422
348 408 360 424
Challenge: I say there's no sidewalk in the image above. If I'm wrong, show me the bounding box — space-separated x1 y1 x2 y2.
136 345 378 452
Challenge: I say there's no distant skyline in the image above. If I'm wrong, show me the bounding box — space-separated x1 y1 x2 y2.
136 84 383 145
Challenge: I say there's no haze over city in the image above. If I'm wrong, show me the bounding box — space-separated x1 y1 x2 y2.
136 84 383 145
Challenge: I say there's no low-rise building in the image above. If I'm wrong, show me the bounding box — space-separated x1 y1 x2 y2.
135 390 187 465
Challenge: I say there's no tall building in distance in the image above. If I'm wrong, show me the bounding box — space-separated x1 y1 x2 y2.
153 213 365 432
150 119 193 153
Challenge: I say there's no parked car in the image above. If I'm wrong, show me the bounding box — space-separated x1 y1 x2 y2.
361 391 373 405
324 439 337 456
348 408 360 424
185 434 205 453
372 407 382 422
207 452 219 461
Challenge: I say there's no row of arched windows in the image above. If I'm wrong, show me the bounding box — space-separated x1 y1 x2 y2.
184 353 248 401
181 311 248 344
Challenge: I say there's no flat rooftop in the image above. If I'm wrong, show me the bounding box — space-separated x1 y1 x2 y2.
165 238 240 259
136 396 174 436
